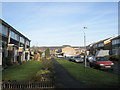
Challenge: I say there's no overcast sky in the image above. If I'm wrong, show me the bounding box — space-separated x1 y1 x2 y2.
1 2 118 46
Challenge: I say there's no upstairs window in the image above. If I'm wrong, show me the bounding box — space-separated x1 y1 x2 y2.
15 33 19 41
20 37 25 44
98 43 104 47
26 40 30 46
112 39 120 45
0 23 2 34
2 25 8 36
10 31 15 39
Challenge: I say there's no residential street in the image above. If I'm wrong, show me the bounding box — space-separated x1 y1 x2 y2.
64 58 120 76
1 2 119 90
52 59 119 88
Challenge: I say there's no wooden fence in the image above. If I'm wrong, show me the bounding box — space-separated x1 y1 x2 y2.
2 80 55 90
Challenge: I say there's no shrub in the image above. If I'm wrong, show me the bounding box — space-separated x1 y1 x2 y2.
116 55 120 61
32 69 53 81
104 55 120 61
41 58 54 70
45 48 51 59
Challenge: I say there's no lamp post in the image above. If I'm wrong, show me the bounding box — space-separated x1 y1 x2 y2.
82 27 87 67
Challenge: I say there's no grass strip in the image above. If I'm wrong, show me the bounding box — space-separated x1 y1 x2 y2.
56 59 119 87
2 60 42 81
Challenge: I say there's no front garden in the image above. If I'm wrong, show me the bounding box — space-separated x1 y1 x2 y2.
2 58 55 89
3 48 54 82
2 60 43 81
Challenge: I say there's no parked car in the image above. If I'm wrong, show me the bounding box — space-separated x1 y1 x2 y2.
69 56 84 63
57 55 64 58
69 56 74 61
86 55 95 62
89 56 114 70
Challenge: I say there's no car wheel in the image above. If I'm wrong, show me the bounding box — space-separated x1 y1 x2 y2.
111 68 113 70
95 65 100 69
89 63 92 67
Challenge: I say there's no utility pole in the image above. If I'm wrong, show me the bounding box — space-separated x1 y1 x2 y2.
82 27 87 67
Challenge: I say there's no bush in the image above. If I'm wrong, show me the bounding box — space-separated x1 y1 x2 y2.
116 55 120 61
45 48 51 59
104 55 120 61
41 59 54 70
32 69 54 81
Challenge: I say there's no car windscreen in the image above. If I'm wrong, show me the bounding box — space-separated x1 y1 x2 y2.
96 57 108 61
74 56 80 58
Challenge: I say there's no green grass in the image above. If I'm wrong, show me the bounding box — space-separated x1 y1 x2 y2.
2 60 42 81
56 59 119 87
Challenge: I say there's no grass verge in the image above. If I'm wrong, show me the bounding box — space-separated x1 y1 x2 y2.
2 60 42 81
56 59 119 87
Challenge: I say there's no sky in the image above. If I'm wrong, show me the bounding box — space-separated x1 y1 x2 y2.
1 2 118 47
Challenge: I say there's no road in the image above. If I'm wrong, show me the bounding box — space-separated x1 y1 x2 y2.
63 57 120 76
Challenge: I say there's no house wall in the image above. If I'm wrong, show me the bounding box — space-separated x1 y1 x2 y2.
0 19 30 68
88 36 120 56
62 46 75 57
112 37 120 55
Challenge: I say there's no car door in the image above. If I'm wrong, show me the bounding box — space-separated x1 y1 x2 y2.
90 58 97 67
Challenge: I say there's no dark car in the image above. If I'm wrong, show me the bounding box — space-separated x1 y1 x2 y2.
69 56 75 61
89 56 114 70
86 55 95 62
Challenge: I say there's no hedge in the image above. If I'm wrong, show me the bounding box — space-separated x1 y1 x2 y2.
104 55 120 61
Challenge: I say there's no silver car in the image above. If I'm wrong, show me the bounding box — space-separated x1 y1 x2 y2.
69 56 84 63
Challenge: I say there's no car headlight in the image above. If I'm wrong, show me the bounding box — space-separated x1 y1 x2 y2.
111 63 114 65
100 64 104 66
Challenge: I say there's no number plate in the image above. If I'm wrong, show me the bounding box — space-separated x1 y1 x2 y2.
105 66 111 68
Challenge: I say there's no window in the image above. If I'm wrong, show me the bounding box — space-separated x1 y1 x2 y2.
93 44 97 48
20 37 24 44
0 23 2 34
112 39 120 45
2 25 8 36
96 57 108 61
98 43 104 47
15 33 19 41
26 40 30 46
10 31 19 41
10 31 15 39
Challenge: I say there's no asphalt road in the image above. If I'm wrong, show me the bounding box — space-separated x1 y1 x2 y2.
64 57 120 76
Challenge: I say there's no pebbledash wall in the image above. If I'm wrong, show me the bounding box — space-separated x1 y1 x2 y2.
0 19 31 68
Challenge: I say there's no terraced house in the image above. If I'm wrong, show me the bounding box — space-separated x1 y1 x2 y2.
111 35 120 55
87 35 120 56
0 19 31 68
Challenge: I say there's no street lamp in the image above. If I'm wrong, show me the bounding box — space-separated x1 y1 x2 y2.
82 27 87 67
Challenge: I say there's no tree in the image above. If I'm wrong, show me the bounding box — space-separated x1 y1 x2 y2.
38 51 43 57
45 48 50 59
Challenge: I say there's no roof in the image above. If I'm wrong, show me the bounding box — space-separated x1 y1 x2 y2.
111 35 120 40
0 18 31 41
95 37 111 44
